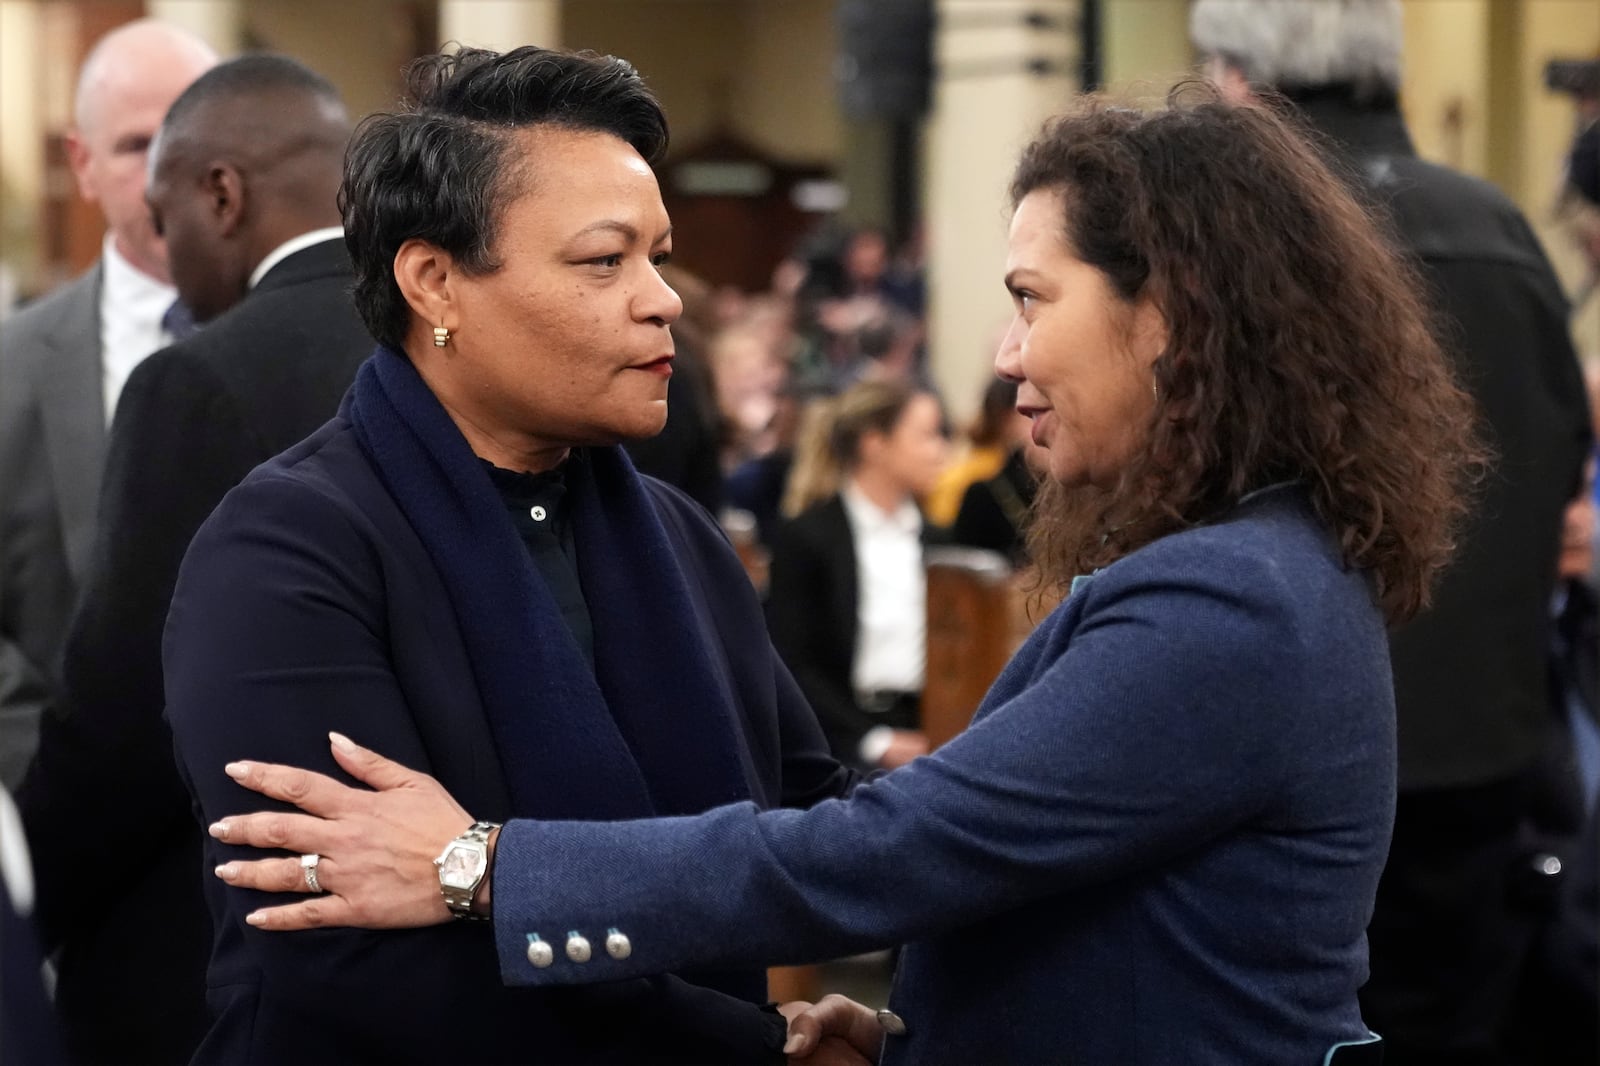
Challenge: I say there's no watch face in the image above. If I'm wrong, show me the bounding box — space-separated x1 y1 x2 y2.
439 844 486 890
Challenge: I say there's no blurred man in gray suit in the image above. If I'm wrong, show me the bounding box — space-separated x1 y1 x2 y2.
0 20 216 786
19 53 369 1064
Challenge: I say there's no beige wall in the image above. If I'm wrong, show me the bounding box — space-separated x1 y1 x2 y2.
0 0 46 283
1 0 81 294
1505 0 1599 213
561 0 840 163
439 0 558 52
1399 0 1491 178
247 0 423 121
1514 0 1600 360
728 0 840 163
145 0 242 54
1100 0 1192 97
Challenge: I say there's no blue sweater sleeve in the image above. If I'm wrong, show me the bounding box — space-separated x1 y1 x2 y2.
491 538 1304 984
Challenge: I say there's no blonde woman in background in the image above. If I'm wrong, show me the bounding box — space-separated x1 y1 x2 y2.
771 380 949 770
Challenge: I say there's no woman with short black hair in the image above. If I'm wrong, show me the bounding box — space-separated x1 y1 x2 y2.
164 45 854 1064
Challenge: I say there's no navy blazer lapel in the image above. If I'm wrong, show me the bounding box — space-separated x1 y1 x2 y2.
33 265 107 584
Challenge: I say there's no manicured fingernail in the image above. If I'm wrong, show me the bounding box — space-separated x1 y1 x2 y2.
783 1033 806 1055
215 863 236 880
245 910 266 926
329 732 356 754
224 761 249 780
209 820 230 839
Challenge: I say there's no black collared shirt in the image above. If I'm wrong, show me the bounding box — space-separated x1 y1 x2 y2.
480 457 595 670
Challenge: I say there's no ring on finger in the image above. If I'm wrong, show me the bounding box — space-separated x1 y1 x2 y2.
300 853 323 893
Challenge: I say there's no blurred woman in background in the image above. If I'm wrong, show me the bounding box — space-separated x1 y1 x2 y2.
769 379 949 770
949 379 1037 562
925 371 1020 526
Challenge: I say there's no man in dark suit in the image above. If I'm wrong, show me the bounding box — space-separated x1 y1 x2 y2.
0 20 216 788
18 55 369 1064
1193 2 1595 1060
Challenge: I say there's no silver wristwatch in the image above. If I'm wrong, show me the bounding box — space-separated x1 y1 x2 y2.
434 820 500 921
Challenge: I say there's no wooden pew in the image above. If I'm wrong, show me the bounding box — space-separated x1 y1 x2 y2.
923 547 1043 750
922 547 1014 749
767 963 823 1006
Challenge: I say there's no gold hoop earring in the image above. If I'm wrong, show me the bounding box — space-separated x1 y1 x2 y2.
433 325 450 348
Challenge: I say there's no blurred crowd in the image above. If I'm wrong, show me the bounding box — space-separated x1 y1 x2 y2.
649 224 1035 555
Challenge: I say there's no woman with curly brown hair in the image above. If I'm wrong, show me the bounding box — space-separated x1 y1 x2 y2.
207 88 1478 1065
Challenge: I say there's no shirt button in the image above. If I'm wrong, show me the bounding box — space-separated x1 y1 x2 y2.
566 932 591 963
530 505 547 522
876 1009 907 1036
525 934 554 968
605 927 632 960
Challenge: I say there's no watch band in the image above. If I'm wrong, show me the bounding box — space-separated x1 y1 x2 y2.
436 820 500 921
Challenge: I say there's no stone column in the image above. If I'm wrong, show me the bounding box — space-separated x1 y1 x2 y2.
923 0 1079 423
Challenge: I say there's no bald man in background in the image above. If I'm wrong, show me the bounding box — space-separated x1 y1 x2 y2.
17 54 369 1064
0 20 216 791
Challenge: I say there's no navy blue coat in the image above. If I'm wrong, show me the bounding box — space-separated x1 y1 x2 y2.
164 416 853 1064
490 486 1395 1064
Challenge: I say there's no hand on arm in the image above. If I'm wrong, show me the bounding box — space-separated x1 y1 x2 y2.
210 732 476 930
489 551 1299 984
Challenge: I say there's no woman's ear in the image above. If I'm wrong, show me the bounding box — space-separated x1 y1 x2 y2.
1130 291 1170 370
393 239 457 332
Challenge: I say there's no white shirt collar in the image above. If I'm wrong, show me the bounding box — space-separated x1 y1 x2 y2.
248 227 345 290
101 232 175 310
840 480 925 698
841 481 921 537
99 233 177 424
